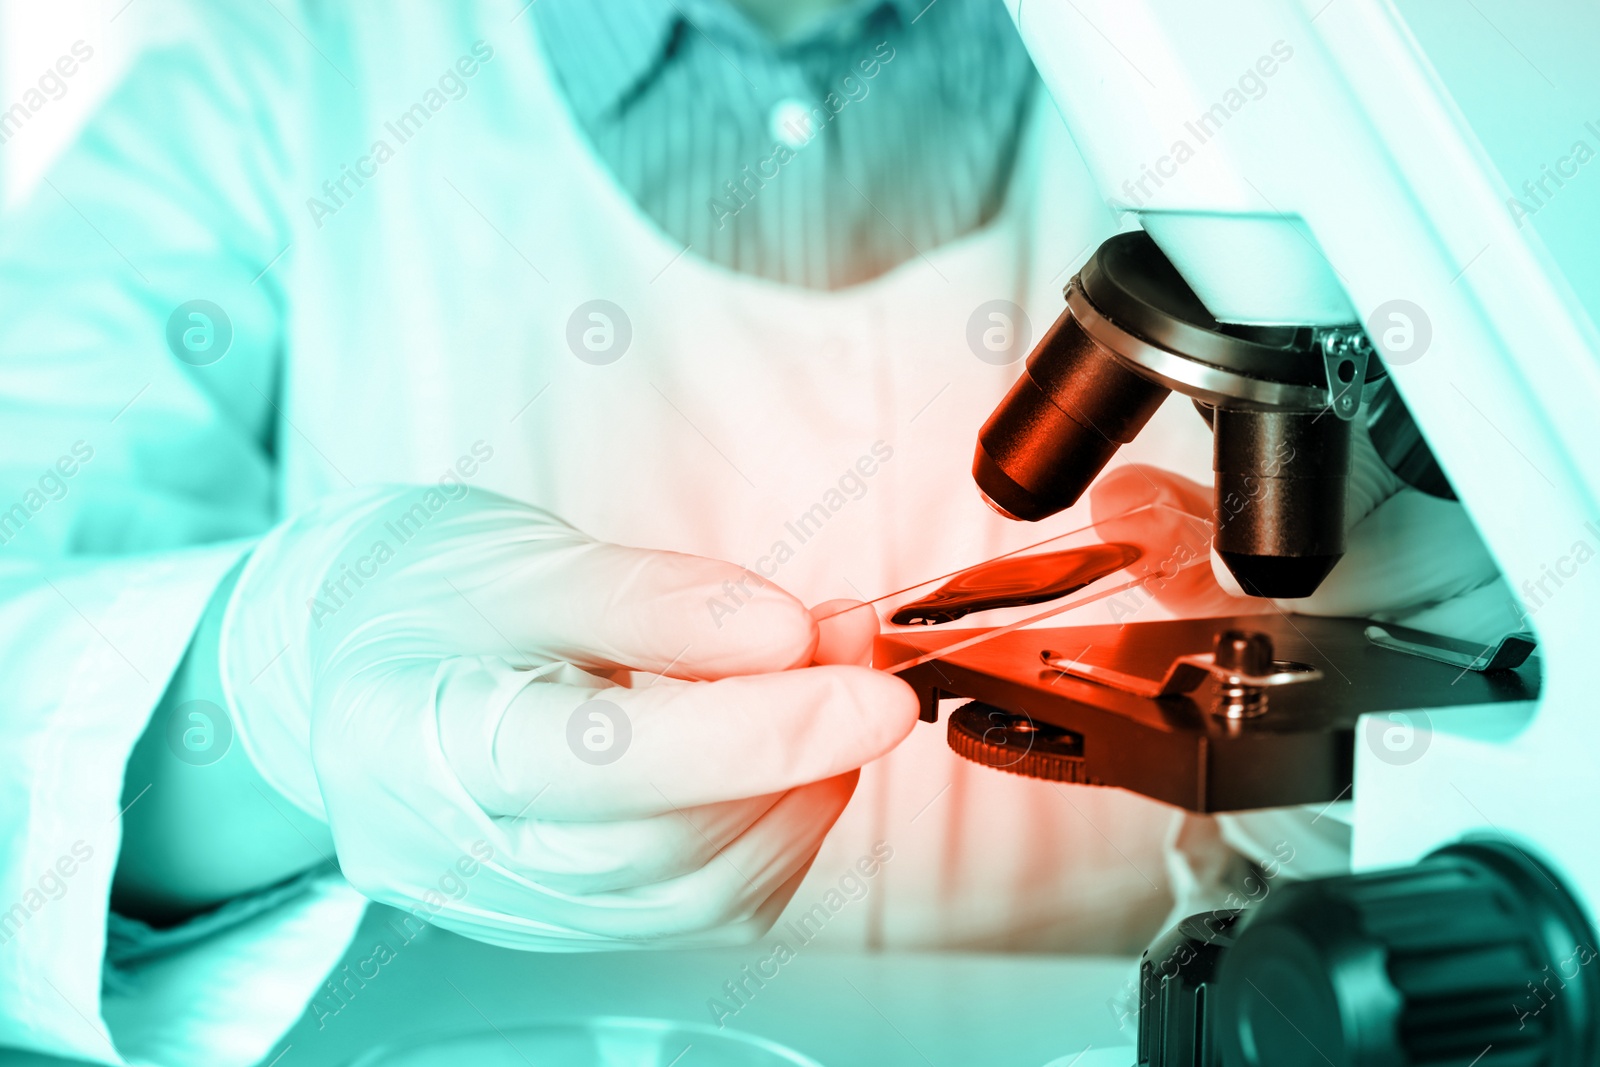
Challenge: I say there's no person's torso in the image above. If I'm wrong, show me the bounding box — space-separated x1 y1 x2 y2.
274 5 1215 953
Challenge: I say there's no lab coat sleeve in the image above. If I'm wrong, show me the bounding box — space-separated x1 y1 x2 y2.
0 5 349 1063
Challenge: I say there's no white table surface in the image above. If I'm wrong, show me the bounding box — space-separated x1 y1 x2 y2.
262 905 1142 1067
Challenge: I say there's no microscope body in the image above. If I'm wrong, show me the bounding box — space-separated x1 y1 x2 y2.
974 2 1600 1063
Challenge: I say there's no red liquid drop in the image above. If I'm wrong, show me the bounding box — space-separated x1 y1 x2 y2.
890 542 1143 626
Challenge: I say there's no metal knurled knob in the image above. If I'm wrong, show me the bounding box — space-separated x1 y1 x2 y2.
946 702 1090 783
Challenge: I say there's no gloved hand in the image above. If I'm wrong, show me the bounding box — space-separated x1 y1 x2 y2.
1088 462 1266 620
1089 423 1517 642
220 485 916 949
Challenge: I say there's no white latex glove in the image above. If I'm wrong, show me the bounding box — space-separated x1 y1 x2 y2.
220 485 916 949
1088 462 1272 619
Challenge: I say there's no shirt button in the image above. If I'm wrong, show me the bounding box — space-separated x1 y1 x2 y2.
769 98 817 149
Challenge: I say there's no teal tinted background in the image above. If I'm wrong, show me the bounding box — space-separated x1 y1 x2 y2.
1 3 1595 1065
1398 0 1600 329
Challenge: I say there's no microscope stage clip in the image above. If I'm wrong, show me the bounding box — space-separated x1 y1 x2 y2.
1038 649 1321 699
1364 623 1537 672
1041 628 1320 720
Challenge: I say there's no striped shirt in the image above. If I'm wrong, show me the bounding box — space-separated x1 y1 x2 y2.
532 0 1038 290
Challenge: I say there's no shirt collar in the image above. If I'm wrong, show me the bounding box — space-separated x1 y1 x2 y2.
534 0 917 123
532 0 683 124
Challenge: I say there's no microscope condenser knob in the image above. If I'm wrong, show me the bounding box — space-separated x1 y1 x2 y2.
1214 841 1600 1067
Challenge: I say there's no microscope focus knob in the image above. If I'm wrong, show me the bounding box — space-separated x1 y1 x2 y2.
945 702 1089 783
1215 841 1600 1067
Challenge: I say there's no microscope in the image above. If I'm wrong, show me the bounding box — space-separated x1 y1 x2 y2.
882 3 1600 1064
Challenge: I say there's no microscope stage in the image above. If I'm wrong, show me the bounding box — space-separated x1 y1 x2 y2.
881 614 1539 813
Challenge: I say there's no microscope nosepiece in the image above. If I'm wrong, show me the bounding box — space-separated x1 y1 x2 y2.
972 231 1363 600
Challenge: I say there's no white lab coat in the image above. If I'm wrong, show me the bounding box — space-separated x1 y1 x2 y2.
0 4 1342 1063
